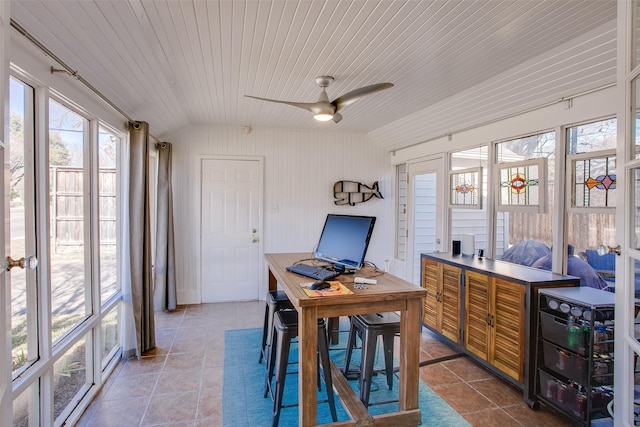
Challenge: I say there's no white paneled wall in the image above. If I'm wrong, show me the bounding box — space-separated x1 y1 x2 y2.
167 126 393 304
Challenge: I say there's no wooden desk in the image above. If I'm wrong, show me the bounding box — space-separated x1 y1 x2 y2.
265 253 426 427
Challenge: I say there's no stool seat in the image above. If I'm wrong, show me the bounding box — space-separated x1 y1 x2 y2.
343 311 401 407
266 310 338 427
259 290 293 364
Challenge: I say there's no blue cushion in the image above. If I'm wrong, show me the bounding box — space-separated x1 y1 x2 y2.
500 240 551 267
532 251 608 290
584 249 615 272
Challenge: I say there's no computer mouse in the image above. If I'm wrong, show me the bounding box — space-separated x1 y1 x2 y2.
310 280 330 290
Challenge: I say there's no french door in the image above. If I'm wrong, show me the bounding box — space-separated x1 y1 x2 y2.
406 157 446 285
9 76 41 427
618 2 640 424
5 73 123 427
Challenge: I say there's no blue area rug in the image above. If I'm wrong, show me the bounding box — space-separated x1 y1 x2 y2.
222 327 470 426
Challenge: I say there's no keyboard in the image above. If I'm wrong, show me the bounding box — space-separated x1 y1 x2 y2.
286 263 340 281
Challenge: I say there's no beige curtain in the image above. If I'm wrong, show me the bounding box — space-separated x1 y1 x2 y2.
129 121 155 356
153 142 177 311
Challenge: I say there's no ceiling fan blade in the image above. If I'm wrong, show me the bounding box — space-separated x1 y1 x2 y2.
244 95 319 113
332 113 343 123
332 83 394 112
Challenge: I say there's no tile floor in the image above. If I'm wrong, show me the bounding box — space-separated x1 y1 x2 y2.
76 301 571 427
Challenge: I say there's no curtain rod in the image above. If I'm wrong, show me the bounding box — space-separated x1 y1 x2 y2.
10 18 159 141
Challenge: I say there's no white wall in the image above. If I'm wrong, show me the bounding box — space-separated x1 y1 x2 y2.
167 125 393 304
391 85 617 164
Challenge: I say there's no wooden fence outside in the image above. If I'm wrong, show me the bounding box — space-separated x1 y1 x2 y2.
50 167 116 253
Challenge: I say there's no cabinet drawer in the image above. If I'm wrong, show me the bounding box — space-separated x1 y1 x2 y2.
540 311 586 356
542 341 613 386
542 341 589 385
538 368 613 421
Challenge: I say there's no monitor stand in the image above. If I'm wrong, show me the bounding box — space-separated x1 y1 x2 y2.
333 264 356 275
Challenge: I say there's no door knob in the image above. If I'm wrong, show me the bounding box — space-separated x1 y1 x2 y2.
7 254 38 271
597 244 621 256
252 229 259 243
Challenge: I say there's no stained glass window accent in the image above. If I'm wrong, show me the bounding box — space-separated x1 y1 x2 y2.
572 152 616 209
497 159 546 212
449 167 481 208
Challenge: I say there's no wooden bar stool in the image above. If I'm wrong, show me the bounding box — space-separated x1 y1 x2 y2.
266 310 338 427
259 290 293 364
343 311 401 407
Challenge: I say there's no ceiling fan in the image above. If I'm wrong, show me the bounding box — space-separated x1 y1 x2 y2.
244 76 393 123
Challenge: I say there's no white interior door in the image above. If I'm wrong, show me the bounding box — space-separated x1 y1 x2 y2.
200 158 261 302
406 157 446 285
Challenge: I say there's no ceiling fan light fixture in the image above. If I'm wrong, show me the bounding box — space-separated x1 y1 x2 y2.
245 76 393 124
313 113 334 121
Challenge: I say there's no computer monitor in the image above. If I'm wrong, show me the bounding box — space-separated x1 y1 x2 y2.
313 214 376 271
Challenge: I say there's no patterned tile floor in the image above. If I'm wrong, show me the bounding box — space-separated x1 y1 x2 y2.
76 301 571 426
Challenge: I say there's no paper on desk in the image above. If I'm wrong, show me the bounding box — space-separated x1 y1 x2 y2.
300 281 354 297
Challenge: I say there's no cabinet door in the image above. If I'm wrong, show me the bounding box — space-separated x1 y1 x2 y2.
490 278 525 382
421 257 439 329
464 271 490 361
440 263 461 343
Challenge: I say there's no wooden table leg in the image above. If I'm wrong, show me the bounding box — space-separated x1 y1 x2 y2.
268 269 277 291
299 306 318 427
399 298 421 411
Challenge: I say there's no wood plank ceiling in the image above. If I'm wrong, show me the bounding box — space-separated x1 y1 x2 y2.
10 0 617 151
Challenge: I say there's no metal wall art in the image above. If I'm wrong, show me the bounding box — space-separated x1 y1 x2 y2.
333 180 383 206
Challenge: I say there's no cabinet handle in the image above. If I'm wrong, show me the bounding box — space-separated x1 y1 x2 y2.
485 314 495 327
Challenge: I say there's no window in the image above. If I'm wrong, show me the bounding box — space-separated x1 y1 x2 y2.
395 164 407 261
494 131 556 261
9 74 123 427
449 167 482 208
450 146 488 254
566 118 616 290
9 76 38 379
49 99 90 340
98 126 119 304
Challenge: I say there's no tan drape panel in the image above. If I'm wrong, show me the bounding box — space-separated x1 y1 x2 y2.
129 121 155 357
153 142 177 311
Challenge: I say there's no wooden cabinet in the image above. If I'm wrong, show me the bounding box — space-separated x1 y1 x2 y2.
464 272 524 382
421 252 579 407
422 257 461 343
